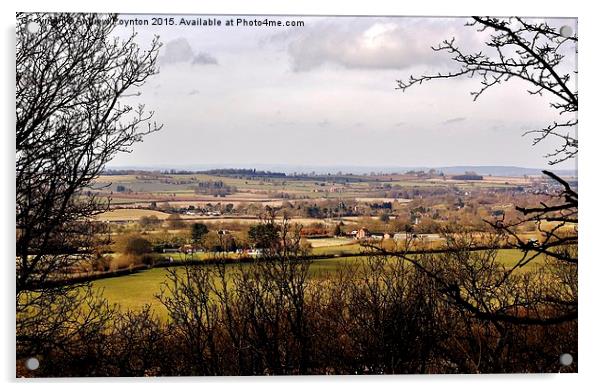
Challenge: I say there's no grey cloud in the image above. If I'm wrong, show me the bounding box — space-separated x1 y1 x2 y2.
188 89 200 95
442 117 466 125
160 38 194 64
193 52 218 65
278 18 479 71
160 38 218 66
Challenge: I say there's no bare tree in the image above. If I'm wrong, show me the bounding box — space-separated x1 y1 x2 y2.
158 214 314 375
396 17 578 325
16 13 161 358
398 16 577 165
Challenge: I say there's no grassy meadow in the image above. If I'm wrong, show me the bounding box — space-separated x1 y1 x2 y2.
93 249 543 317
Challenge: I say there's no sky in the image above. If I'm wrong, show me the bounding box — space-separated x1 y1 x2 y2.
108 15 578 171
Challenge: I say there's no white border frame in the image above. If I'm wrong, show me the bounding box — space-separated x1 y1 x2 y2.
2 1 598 390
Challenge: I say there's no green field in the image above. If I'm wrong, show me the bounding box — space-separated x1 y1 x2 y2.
93 249 543 317
94 257 364 318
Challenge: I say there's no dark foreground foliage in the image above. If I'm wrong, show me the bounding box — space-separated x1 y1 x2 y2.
17 228 577 376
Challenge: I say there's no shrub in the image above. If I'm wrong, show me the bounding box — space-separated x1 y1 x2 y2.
190 223 209 243
114 234 153 256
166 214 186 229
139 215 161 229
92 255 112 272
109 254 137 271
139 253 162 266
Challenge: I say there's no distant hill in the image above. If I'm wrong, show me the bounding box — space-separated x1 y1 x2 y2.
435 166 577 177
105 164 577 178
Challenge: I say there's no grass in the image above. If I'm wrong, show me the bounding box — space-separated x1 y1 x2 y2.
94 257 366 317
96 267 171 314
92 249 543 317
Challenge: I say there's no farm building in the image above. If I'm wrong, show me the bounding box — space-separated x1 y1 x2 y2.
369 232 393 240
356 228 393 240
356 227 370 239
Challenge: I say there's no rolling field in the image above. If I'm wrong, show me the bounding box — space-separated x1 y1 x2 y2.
93 249 543 316
93 257 364 318
311 243 363 255
88 172 557 318
306 237 356 247
93 172 531 207
94 208 171 221
94 207 345 226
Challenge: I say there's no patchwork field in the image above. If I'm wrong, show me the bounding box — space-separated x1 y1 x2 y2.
86 170 563 320
93 170 540 208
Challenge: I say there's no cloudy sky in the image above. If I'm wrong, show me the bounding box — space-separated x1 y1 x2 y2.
109 15 577 171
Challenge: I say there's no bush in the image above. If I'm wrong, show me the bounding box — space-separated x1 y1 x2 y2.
139 215 161 229
92 255 112 272
190 223 209 243
139 253 162 266
24 234 577 376
166 214 186 229
114 234 153 256
109 254 137 271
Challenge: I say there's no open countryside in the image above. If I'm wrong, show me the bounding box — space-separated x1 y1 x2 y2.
78 167 570 310
16 13 578 377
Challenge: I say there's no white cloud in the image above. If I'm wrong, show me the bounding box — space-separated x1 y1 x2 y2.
109 16 577 170
277 18 481 71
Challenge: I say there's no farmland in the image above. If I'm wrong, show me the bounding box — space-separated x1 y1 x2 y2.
93 249 544 317
90 169 569 232
77 168 572 327
71 168 566 334
83 168 572 281
92 169 544 211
